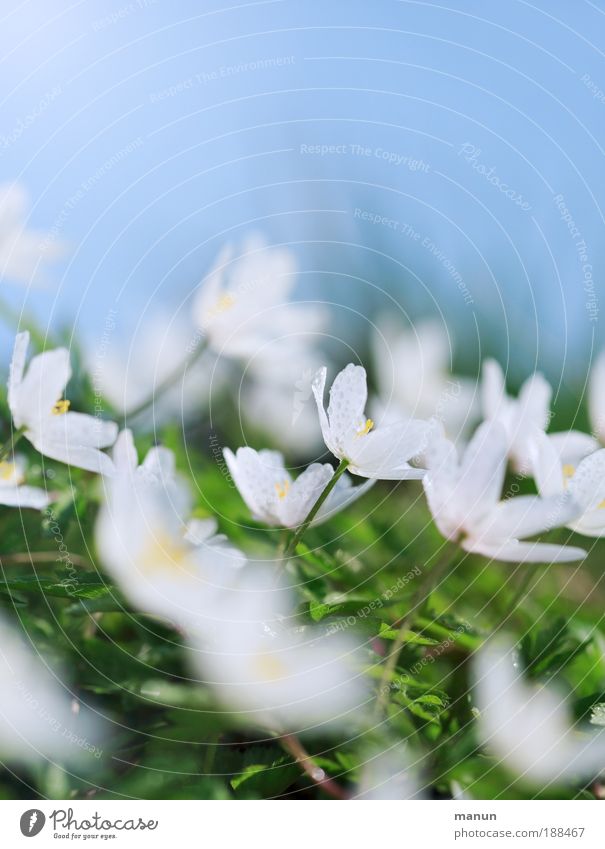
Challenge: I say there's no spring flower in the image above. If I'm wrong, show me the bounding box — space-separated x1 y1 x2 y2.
189 574 368 731
355 745 421 799
0 455 49 509
423 422 586 562
96 443 245 633
372 317 478 443
192 236 325 361
481 359 552 473
473 641 605 783
86 312 222 425
0 614 105 764
223 446 373 528
531 429 605 537
8 332 118 475
0 182 65 286
312 364 432 479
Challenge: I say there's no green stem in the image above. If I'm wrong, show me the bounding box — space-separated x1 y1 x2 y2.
284 458 349 558
0 425 27 463
373 542 458 719
124 337 209 421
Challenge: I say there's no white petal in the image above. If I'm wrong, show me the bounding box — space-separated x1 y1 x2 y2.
316 475 375 523
481 359 506 420
518 373 552 434
184 517 219 545
0 485 50 509
548 430 600 466
223 446 289 524
31 436 116 476
284 462 334 527
589 349 605 443
567 449 605 513
7 331 29 414
311 367 335 453
13 348 71 428
42 412 118 449
465 538 586 563
530 429 564 498
112 429 138 472
474 493 580 541
347 419 431 478
140 445 176 481
458 420 508 522
326 364 368 446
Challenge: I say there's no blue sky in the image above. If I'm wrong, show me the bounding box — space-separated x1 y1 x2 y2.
1 0 604 387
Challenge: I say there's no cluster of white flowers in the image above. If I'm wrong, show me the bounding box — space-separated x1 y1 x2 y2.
2 235 605 793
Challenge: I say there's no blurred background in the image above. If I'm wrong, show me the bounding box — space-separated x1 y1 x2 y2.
0 0 603 390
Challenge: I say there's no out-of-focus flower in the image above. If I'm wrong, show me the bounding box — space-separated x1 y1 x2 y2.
481 359 551 473
589 349 605 444
0 614 105 764
240 355 326 456
192 236 324 362
223 446 373 528
312 364 432 480
355 745 421 799
531 429 605 537
423 421 586 562
86 313 222 425
189 574 368 732
96 440 244 632
0 454 49 509
0 183 65 286
372 318 478 443
8 332 117 475
473 641 605 783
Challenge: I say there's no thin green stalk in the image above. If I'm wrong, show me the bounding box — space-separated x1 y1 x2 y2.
284 458 349 557
124 337 209 421
0 425 27 463
374 542 458 718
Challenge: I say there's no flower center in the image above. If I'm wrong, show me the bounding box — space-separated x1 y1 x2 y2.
274 479 290 500
139 531 190 575
0 461 21 483
209 293 236 318
254 651 288 681
51 399 70 416
355 418 374 438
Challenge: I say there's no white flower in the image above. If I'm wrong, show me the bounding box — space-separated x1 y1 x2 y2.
223 447 373 528
481 359 552 473
0 614 105 764
531 429 605 537
473 641 605 783
193 235 324 361
0 455 49 510
8 332 118 475
423 421 586 562
589 349 605 444
355 745 421 799
96 439 245 633
0 182 65 286
85 312 223 425
372 317 479 443
189 574 369 732
312 364 432 479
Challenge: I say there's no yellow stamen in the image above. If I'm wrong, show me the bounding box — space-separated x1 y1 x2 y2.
355 418 374 438
275 479 290 500
139 532 190 576
562 463 575 480
0 460 17 481
52 399 70 416
254 652 287 681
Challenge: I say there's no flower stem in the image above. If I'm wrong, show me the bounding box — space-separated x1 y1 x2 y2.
284 458 349 557
124 336 209 421
0 425 27 463
373 542 458 719
280 733 350 799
